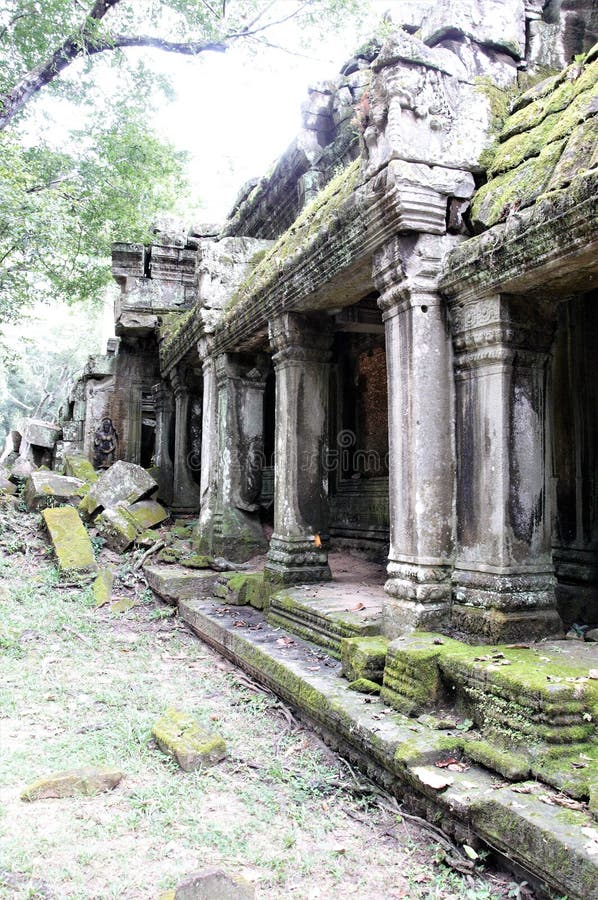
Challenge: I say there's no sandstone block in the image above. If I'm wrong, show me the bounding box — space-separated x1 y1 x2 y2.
42 507 97 572
152 707 227 772
341 635 389 684
24 471 85 511
64 453 98 484
21 418 61 450
144 564 215 604
87 460 157 514
173 868 255 899
126 498 168 530
21 766 123 801
0 475 16 495
93 568 114 606
9 457 34 483
95 506 139 552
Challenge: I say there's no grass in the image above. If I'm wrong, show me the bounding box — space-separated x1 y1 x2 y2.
0 500 524 899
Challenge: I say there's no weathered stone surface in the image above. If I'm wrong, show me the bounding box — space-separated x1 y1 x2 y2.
95 506 138 553
64 453 98 484
24 471 85 511
21 418 61 450
586 628 598 642
144 564 216 604
348 678 381 694
173 868 255 900
21 767 123 800
93 568 114 607
0 475 16 495
420 0 526 58
87 460 157 514
9 457 34 483
42 507 97 572
152 708 227 772
126 499 168 531
341 636 389 683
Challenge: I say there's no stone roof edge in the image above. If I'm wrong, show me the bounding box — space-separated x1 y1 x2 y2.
440 170 598 302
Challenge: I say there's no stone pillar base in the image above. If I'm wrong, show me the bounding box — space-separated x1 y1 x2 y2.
450 605 564 644
452 569 563 643
383 561 452 635
265 536 331 586
211 508 268 563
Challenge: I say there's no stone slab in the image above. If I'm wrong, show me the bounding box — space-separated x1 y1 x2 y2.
87 460 157 514
152 708 227 772
95 507 139 553
24 471 85 511
21 767 123 800
42 507 97 572
21 418 61 450
64 453 98 484
126 499 168 531
176 594 598 899
173 868 255 900
144 563 217 605
267 583 384 658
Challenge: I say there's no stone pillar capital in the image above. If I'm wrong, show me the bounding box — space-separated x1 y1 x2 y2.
151 381 173 412
170 367 189 399
373 234 457 320
268 313 333 367
196 335 214 368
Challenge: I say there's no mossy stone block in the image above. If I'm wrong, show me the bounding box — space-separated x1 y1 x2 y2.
25 471 86 511
341 635 389 683
64 453 98 484
152 707 227 772
180 554 214 569
127 499 168 531
465 740 531 781
95 506 138 553
93 568 113 607
42 507 97 572
348 678 381 695
174 868 255 899
21 766 123 800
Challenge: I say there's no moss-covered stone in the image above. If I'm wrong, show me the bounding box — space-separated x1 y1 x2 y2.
171 524 194 540
152 707 227 772
126 499 168 531
95 506 138 553
180 554 214 569
21 767 123 800
465 740 531 781
64 454 98 484
92 568 113 607
341 635 389 683
42 507 97 573
158 547 183 564
348 678 381 694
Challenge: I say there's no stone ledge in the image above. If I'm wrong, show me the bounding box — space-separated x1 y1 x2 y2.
176 595 598 900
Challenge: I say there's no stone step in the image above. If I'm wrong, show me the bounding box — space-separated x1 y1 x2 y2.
174 592 598 900
267 583 384 658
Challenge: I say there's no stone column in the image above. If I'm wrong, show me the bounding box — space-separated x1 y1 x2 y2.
152 382 174 506
448 292 563 642
210 353 269 561
170 367 201 514
373 235 455 635
193 338 218 553
265 313 333 585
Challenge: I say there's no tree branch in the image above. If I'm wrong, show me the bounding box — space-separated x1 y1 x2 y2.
97 34 228 55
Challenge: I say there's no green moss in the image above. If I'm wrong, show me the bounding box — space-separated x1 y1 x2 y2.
465 740 531 781
159 309 194 355
151 707 227 772
341 635 389 683
180 554 213 569
42 507 97 573
223 157 361 315
92 568 113 607
64 454 98 484
157 547 182 564
171 525 193 540
348 678 381 694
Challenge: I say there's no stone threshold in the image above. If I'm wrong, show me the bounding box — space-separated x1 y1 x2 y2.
172 591 598 900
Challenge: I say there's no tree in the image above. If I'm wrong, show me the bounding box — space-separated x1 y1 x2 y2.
0 0 361 131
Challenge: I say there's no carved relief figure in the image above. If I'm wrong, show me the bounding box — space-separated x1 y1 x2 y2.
93 417 119 469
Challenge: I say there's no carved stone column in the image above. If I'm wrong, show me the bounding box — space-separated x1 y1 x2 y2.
265 313 333 585
193 338 218 553
170 367 201 514
448 292 563 642
210 353 269 561
373 235 456 634
152 382 174 506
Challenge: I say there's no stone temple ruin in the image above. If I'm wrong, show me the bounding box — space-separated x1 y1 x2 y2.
6 2 598 896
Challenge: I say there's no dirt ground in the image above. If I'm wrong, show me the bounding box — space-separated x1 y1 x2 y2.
0 499 534 899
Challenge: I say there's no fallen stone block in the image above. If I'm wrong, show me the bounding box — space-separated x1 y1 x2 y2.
86 460 157 514
214 572 266 608
92 568 114 607
172 868 255 900
21 418 61 450
21 766 123 801
0 475 16 495
126 498 168 531
8 457 34 484
144 564 216 604
152 707 227 772
64 453 98 484
341 635 389 684
179 553 214 569
347 678 381 695
24 471 85 511
95 506 139 552
42 507 97 572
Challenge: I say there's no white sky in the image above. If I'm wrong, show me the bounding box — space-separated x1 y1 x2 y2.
117 2 396 222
